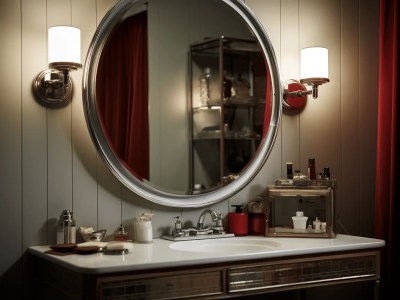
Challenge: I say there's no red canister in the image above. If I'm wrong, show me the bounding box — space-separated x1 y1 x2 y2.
228 205 248 236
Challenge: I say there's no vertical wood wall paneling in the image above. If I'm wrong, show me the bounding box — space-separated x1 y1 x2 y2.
281 0 301 174
22 0 48 249
95 0 124 240
71 0 100 234
237 0 283 204
45 0 74 243
0 0 22 279
298 0 343 231
358 0 379 237
298 0 342 173
148 0 162 186
340 0 361 235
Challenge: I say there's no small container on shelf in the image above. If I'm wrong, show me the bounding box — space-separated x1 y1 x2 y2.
292 211 308 232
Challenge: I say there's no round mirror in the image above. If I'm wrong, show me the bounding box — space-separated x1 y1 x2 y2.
82 0 281 207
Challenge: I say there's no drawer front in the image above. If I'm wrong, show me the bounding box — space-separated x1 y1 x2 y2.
228 253 378 293
98 270 223 299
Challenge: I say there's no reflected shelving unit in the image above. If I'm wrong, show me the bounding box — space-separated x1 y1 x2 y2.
189 36 267 193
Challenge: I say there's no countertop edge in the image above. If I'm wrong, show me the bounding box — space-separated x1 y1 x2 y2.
28 234 385 275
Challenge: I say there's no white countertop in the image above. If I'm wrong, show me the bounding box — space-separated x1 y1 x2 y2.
28 234 385 275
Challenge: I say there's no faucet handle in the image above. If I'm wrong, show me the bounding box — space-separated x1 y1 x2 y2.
216 213 223 227
173 216 182 221
172 216 183 237
173 216 183 227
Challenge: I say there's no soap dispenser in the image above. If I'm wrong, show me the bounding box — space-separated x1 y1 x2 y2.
228 205 248 236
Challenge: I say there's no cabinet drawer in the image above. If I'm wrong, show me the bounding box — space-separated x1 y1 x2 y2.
228 252 378 293
98 270 223 299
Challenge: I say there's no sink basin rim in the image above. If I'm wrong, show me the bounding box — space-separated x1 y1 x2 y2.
168 237 282 253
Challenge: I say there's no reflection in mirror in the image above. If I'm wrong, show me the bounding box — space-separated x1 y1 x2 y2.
189 36 272 194
83 0 281 207
96 0 271 194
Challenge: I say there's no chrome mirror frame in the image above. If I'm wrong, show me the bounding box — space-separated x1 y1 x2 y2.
82 0 281 208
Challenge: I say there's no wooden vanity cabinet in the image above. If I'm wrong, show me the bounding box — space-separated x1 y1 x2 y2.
28 249 381 300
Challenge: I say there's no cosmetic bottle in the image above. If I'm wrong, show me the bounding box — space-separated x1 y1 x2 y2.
292 211 308 232
323 167 330 180
113 224 129 241
56 210 76 244
248 198 266 235
313 217 322 232
286 162 293 179
308 158 316 180
199 67 211 106
228 205 248 236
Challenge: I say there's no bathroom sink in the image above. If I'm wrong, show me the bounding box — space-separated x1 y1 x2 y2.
169 237 281 253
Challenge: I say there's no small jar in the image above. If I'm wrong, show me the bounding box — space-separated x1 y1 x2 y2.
134 220 153 243
292 211 308 231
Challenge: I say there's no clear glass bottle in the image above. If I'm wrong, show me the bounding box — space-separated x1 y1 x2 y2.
199 67 211 106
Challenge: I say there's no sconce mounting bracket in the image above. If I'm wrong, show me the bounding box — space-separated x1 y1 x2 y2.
282 79 308 112
33 69 73 108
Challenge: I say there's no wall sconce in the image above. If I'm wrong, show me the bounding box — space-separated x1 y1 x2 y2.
33 26 81 107
283 47 329 111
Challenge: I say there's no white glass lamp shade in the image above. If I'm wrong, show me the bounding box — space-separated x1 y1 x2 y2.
48 26 81 66
300 47 328 80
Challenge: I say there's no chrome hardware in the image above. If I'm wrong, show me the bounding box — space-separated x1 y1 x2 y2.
172 216 184 238
163 210 233 241
197 209 219 229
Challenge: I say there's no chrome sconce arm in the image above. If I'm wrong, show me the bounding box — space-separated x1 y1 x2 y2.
300 77 330 99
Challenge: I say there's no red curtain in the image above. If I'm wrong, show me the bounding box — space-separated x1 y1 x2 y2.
96 12 149 180
263 67 272 137
375 0 399 297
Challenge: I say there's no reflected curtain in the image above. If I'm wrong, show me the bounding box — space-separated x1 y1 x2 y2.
263 68 272 136
375 0 399 298
96 12 149 180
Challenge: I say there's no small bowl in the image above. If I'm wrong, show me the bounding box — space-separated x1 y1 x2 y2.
80 229 107 242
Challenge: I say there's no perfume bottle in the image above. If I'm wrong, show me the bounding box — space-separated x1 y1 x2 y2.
308 158 316 180
199 67 211 106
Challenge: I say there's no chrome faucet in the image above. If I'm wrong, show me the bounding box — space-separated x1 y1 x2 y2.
197 209 220 229
163 210 232 241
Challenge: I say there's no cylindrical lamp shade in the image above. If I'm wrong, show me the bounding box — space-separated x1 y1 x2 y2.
48 26 81 65
300 47 328 79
